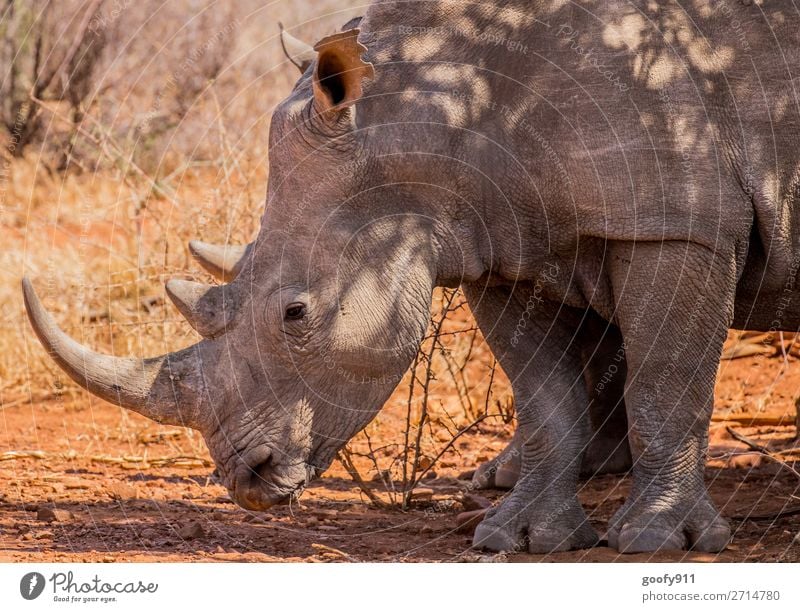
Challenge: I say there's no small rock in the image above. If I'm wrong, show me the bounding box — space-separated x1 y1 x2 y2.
37 507 73 522
412 487 435 500
106 482 138 500
417 456 433 470
457 469 476 481
34 531 54 540
455 509 488 534
177 522 205 540
727 453 763 469
370 469 392 483
312 509 339 519
479 552 509 563
793 532 800 546
317 525 339 532
63 479 90 490
462 493 492 512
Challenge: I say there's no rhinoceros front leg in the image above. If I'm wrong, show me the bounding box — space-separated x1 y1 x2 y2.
464 285 598 552
471 312 631 490
606 241 734 553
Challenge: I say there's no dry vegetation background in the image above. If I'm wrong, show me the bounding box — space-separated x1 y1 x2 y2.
0 0 515 507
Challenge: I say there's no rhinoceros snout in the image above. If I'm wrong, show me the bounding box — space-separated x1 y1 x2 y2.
228 447 300 511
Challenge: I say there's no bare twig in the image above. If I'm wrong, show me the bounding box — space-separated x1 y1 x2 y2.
336 449 389 508
731 505 800 522
726 426 800 480
29 95 177 203
35 0 105 96
410 413 498 485
311 543 354 561
404 289 458 509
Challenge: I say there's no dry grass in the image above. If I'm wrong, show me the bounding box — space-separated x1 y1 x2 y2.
1 0 361 397
0 1 513 499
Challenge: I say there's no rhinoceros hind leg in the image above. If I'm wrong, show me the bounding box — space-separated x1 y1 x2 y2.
579 427 632 478
473 419 631 491
605 241 734 553
578 316 632 477
471 430 522 490
465 287 598 553
473 314 632 490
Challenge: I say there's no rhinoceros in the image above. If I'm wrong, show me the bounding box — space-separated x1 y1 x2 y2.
23 0 800 554
191 19 635 489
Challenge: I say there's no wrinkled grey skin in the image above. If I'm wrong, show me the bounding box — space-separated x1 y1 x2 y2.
26 0 800 554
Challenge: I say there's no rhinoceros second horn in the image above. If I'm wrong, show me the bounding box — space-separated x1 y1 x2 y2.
188 240 250 281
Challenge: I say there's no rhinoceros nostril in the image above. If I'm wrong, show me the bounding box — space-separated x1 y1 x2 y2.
250 452 274 483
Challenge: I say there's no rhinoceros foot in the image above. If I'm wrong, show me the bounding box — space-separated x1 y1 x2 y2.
607 494 731 553
472 495 599 554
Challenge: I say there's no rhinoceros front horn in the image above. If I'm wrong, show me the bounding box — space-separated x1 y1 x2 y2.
22 278 206 429
165 279 237 339
279 22 316 73
188 240 251 282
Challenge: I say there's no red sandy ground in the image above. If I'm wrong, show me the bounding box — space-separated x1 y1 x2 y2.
1 351 799 563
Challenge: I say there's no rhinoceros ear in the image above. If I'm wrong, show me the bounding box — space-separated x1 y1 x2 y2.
279 22 316 73
312 28 374 116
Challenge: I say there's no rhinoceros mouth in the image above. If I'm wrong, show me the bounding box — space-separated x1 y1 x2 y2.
228 448 311 511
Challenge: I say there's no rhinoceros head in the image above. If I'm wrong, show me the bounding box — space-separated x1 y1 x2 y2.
24 28 444 510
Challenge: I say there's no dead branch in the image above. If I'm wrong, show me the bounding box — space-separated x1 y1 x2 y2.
336 448 389 509
726 426 800 481
731 506 800 522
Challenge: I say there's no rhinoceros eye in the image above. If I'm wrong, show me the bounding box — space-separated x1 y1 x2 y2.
284 302 306 321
